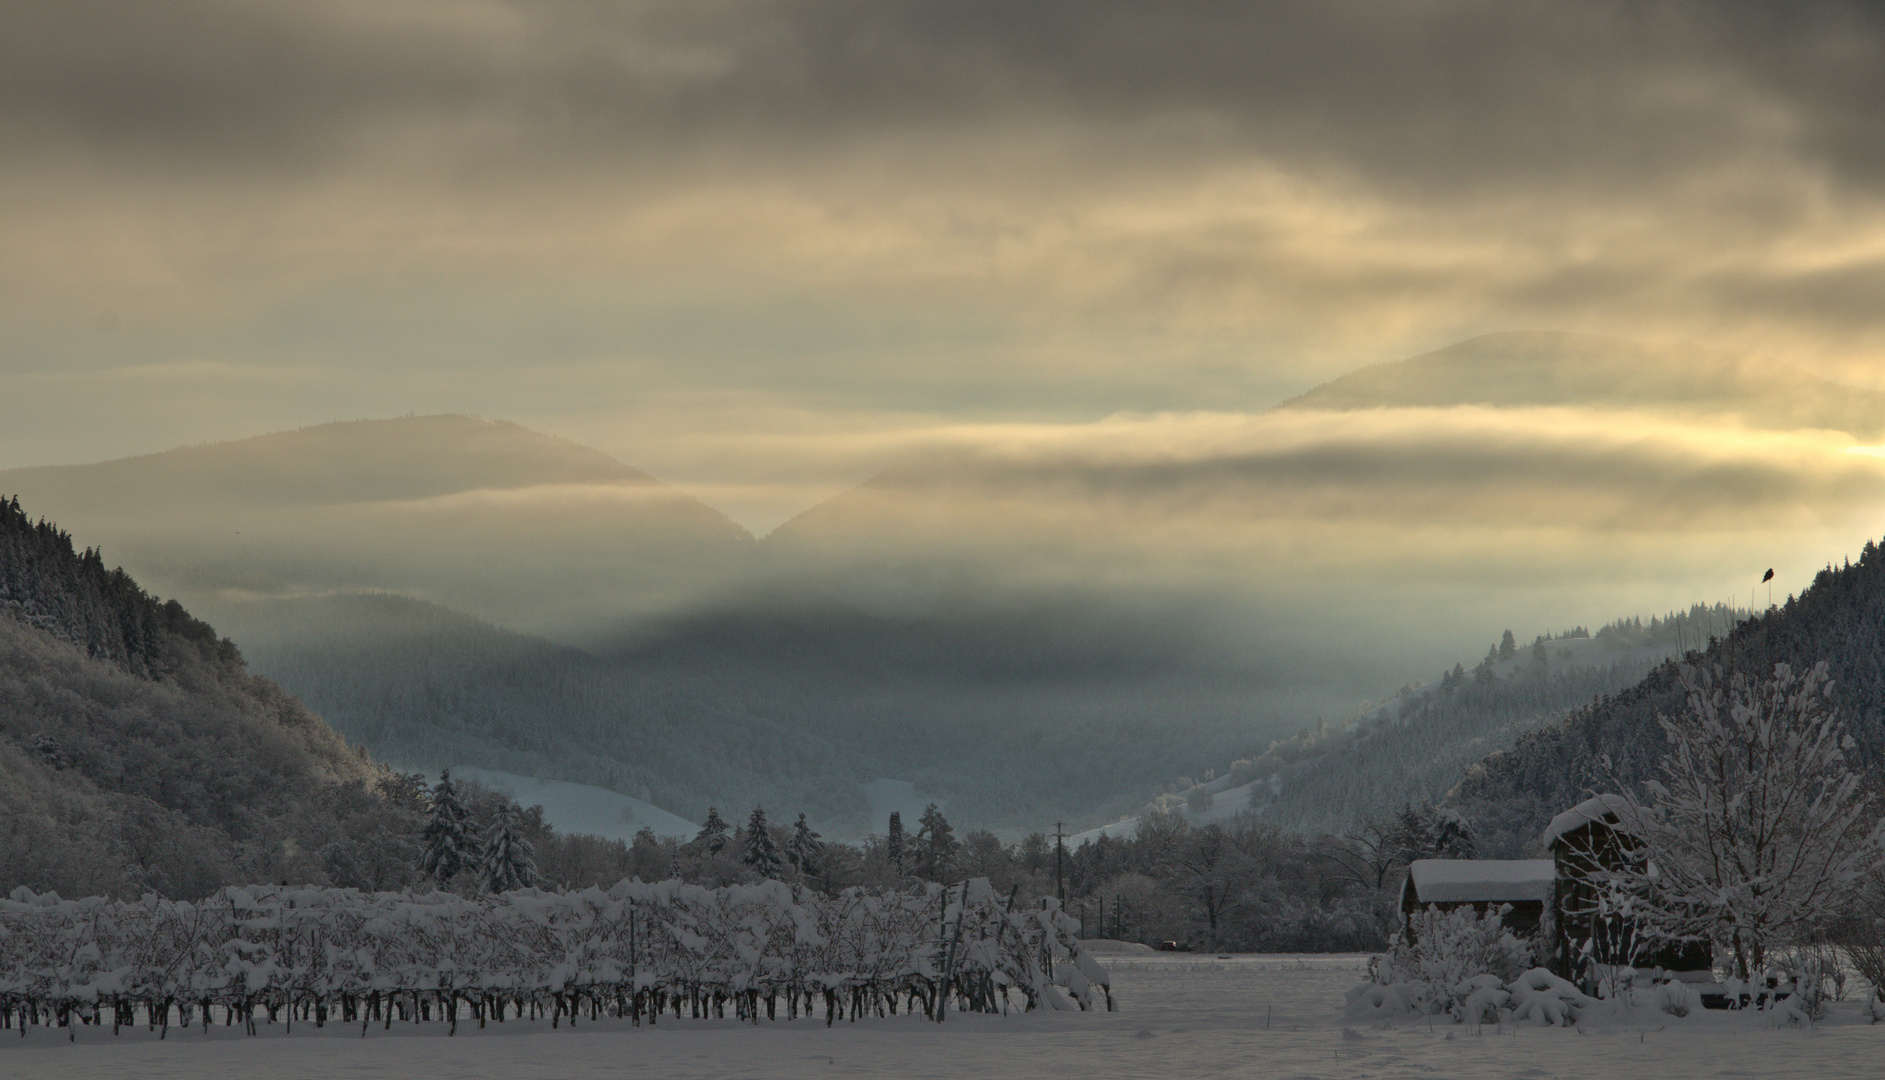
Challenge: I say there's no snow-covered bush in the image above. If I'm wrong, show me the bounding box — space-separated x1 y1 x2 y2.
1651 979 1700 1018
0 877 1106 1037
1452 974 1508 1024
1505 967 1595 1025
1343 980 1421 1022
1349 964 1603 1027
1771 944 1842 1020
1377 905 1534 1016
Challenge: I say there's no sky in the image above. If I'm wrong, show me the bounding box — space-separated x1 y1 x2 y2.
6 0 1885 557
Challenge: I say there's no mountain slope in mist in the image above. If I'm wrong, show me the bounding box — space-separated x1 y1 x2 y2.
0 497 424 898
0 415 754 642
1450 535 1885 856
761 332 1885 709
216 589 1268 837
1277 331 1885 437
1071 606 1741 848
8 331 1884 842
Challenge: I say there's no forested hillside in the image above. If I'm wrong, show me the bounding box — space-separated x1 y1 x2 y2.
0 497 426 897
1451 536 1885 854
0 495 239 679
1077 607 1740 845
216 591 1264 836
1238 653 1658 838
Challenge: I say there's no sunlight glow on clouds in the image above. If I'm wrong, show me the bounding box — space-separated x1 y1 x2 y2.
8 0 1885 576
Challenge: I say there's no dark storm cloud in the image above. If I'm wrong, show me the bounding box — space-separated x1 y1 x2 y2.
7 0 1883 196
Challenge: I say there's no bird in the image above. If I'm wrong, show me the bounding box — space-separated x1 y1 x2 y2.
1762 568 1774 583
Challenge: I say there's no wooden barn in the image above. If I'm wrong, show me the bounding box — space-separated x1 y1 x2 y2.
1544 794 1714 986
1395 795 1718 998
1399 859 1556 941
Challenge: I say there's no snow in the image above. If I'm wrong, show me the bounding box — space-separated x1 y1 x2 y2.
1404 860 1555 904
0 879 1093 1030
1542 793 1632 845
1078 939 1157 955
7 955 1884 1080
452 767 698 841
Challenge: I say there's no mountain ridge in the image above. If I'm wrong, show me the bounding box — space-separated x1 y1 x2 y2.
0 414 755 642
1275 330 1885 438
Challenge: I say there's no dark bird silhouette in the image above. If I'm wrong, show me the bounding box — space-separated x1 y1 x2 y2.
1762 568 1775 583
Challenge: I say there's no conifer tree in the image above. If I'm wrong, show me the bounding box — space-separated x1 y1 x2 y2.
420 769 479 886
477 802 542 894
786 812 823 878
915 803 958 881
695 806 730 854
742 806 784 879
1498 629 1517 660
885 811 906 874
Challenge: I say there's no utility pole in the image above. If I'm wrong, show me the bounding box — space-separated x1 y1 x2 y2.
1054 821 1066 903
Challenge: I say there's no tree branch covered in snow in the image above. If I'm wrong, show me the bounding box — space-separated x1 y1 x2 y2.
1615 662 1884 980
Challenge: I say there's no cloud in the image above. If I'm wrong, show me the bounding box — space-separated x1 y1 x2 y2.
702 402 1885 687
768 406 1885 620
8 1 1885 534
1 2 1860 185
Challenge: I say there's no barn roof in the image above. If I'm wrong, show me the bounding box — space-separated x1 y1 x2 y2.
1542 794 1634 846
1403 859 1555 905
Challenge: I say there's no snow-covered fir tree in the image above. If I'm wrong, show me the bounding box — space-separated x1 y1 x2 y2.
787 812 823 878
743 806 784 879
694 806 730 854
420 769 479 886
477 803 542 894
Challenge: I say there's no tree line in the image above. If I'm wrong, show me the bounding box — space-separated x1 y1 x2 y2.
407 774 1488 954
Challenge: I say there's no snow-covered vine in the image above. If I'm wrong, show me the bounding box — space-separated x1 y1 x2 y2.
0 877 1111 1039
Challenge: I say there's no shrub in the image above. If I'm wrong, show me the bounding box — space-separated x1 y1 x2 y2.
1377 905 1535 1016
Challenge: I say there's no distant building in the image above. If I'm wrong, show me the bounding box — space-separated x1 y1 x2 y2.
1397 795 1715 999
1398 858 1555 941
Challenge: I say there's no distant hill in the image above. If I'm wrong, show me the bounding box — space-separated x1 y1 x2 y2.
1450 536 1885 855
0 496 425 898
1277 331 1885 438
215 589 1268 837
0 415 1292 838
0 416 754 643
1069 607 1740 846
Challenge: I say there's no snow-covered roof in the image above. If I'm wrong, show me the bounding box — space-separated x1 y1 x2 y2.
1542 794 1633 845
1403 859 1555 904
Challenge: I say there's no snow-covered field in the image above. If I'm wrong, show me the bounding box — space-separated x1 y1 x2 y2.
5 955 1881 1080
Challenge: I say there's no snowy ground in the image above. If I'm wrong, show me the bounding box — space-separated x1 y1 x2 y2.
5 955 1882 1080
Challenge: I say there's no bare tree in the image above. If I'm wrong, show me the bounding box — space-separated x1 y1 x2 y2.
1617 661 1883 981
1325 804 1475 892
